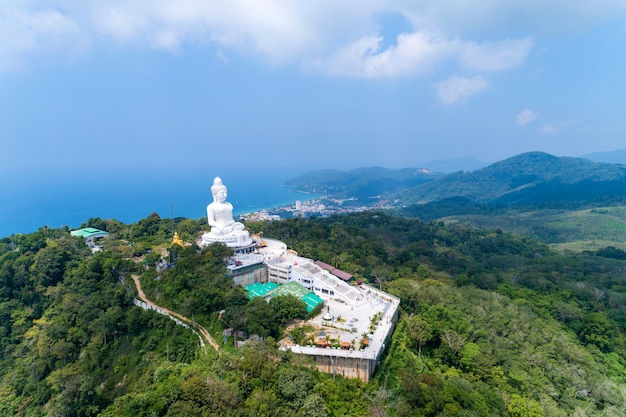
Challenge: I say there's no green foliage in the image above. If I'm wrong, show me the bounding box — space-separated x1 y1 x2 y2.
284 166 441 199
269 294 308 325
276 366 314 407
395 151 626 206
139 242 247 324
4 211 626 416
595 245 626 260
245 297 279 338
508 394 544 417
80 217 109 231
175 218 203 241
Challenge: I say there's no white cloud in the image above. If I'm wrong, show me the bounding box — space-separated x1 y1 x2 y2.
114 0 317 63
542 120 575 134
313 32 533 78
458 38 534 71
94 8 148 42
436 76 489 105
314 31 453 78
152 30 182 51
516 109 539 126
0 1 623 74
0 5 83 70
402 0 626 35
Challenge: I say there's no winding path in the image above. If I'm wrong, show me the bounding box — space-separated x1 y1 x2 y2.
131 275 220 351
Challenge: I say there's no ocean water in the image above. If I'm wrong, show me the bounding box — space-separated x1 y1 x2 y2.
0 168 311 238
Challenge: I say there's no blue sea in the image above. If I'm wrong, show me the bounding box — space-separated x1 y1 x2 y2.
0 168 312 238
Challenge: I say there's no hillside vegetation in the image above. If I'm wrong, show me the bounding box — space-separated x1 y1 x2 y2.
3 212 626 416
284 166 443 199
393 152 626 205
287 153 626 248
286 152 626 207
397 201 626 250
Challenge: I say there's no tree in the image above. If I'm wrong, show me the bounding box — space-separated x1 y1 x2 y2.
367 386 394 417
174 375 241 416
269 295 307 325
298 393 330 417
81 217 109 231
130 212 163 238
277 367 314 408
405 314 434 358
176 219 202 241
579 312 615 352
507 394 544 417
245 297 278 338
441 330 466 357
31 244 69 286
244 388 282 417
222 305 247 346
399 370 444 415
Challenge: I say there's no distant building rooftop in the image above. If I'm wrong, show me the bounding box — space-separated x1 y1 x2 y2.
314 260 354 281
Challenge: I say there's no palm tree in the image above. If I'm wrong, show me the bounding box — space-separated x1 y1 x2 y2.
222 305 247 347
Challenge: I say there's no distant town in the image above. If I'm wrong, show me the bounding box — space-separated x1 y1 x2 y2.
241 195 394 222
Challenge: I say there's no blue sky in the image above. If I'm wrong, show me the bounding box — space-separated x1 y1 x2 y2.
2 1 626 176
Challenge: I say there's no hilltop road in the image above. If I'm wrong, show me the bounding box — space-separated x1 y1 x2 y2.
131 275 220 351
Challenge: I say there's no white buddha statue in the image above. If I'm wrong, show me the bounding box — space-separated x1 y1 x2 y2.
206 177 246 236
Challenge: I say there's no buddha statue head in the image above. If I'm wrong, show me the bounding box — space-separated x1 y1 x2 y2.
211 177 228 203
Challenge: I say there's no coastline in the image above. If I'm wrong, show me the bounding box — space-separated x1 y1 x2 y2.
235 189 322 218
0 176 317 238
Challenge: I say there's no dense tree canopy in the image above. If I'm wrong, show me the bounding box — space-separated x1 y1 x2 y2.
2 211 626 416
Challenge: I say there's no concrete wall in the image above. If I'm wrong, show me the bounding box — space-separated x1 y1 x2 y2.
311 353 376 382
294 306 398 383
230 264 268 286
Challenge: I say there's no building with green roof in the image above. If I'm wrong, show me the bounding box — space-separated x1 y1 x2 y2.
299 292 325 313
245 281 323 313
244 282 279 299
70 228 109 239
70 228 109 249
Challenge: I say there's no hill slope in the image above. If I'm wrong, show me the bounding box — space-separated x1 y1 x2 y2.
4 214 626 415
395 152 626 205
284 166 443 199
583 148 626 164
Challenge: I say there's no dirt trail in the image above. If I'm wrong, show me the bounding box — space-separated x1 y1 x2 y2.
131 275 220 351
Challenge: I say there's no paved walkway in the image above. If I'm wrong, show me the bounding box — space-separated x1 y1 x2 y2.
131 275 220 351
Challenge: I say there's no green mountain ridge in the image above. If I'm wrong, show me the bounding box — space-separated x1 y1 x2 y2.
285 152 626 208
584 148 626 164
284 166 443 199
395 151 626 205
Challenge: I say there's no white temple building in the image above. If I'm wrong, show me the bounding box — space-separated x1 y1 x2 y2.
198 176 399 381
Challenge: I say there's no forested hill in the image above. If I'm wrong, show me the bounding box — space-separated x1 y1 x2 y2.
285 152 626 209
284 166 443 199
3 212 626 415
394 152 626 206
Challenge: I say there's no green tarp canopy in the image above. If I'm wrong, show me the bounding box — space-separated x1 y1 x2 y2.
245 281 324 312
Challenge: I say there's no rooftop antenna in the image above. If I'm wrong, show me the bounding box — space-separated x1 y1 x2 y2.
170 202 174 232
169 202 177 261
